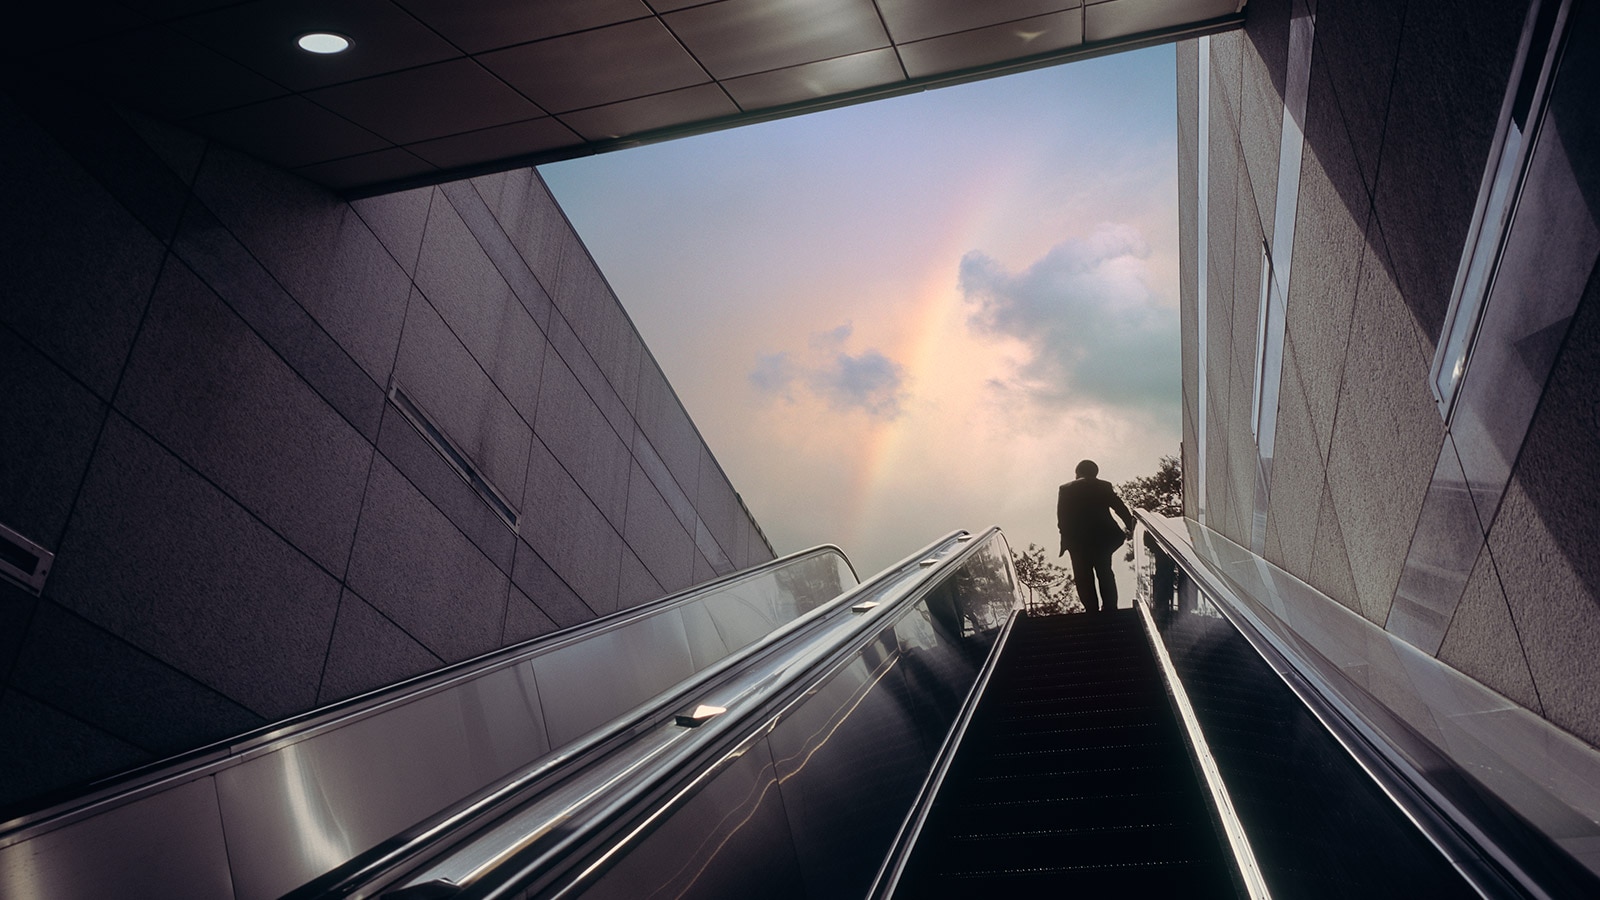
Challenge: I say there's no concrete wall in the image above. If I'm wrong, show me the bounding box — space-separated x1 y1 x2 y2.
0 79 772 812
1179 0 1600 748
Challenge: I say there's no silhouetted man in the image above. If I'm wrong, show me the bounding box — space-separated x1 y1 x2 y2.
1057 459 1135 613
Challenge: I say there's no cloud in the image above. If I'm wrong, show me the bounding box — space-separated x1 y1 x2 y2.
959 223 1179 416
749 324 909 419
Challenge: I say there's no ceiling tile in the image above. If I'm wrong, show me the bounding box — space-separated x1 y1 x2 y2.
722 49 905 111
664 0 890 79
177 0 462 92
306 59 543 145
1086 0 1242 43
899 11 1084 79
394 0 653 54
558 84 737 141
480 18 708 113
295 148 437 191
406 118 585 169
876 0 1082 45
66 25 286 121
191 95 390 168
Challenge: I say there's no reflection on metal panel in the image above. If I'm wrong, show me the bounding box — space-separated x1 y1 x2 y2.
217 664 551 900
574 738 806 900
535 608 699 747
770 634 930 898
2 547 857 900
0 778 234 900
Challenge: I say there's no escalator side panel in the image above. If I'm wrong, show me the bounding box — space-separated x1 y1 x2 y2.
215 662 551 900
1151 580 1477 898
572 737 806 900
766 631 932 899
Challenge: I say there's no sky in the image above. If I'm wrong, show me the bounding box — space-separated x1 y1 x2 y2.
541 46 1180 579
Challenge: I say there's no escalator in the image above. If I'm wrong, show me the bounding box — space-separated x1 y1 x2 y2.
887 610 1237 898
9 523 1600 899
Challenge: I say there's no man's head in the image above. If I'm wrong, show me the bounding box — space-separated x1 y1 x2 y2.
1074 459 1099 479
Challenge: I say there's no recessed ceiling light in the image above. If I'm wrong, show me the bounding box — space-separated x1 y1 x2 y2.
297 32 350 54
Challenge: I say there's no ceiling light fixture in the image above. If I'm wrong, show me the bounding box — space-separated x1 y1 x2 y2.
296 32 351 54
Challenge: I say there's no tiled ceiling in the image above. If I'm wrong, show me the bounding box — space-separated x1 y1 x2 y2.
26 0 1244 194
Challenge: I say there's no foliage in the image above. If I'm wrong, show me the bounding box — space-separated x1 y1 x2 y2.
1010 543 1082 615
1118 454 1183 518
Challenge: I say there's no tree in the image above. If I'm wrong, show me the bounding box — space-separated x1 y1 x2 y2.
1010 543 1082 615
1118 454 1183 518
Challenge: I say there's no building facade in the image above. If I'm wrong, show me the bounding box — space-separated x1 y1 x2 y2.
1179 0 1600 751
0 81 772 811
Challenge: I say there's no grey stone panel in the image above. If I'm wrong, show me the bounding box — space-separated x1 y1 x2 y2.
1499 269 1600 605
316 589 443 705
375 402 516 575
1437 547 1541 711
1262 347 1322 577
633 360 705 500
1387 437 1487 654
623 460 695 594
1310 0 1405 201
117 107 207 187
1491 477 1600 747
631 425 699 537
413 195 548 427
731 515 755 570
1308 482 1363 616
511 541 596 629
549 311 636 443
0 581 37 689
49 414 342 719
0 93 166 399
693 550 717 588
10 601 263 754
346 457 510 664
192 144 411 386
696 447 742 567
534 353 632 530
553 258 644 409
350 184 434 276
173 203 387 442
393 290 533 506
1238 0 1289 238
438 180 557 331
1285 57 1369 463
521 437 623 615
504 584 560 645
1486 276 1600 742
0 690 148 809
1372 0 1533 350
117 261 373 575
0 330 106 548
695 520 735 578
1209 28 1244 137
618 547 665 613
13 83 192 243
1324 220 1444 627
471 168 571 296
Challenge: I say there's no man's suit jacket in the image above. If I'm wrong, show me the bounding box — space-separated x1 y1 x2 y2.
1057 477 1135 557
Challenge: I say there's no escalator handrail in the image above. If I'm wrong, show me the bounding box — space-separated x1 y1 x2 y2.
1 543 856 840
1137 511 1588 900
293 529 986 899
371 528 1017 900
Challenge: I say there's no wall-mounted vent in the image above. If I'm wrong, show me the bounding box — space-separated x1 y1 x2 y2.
0 522 53 595
389 383 521 532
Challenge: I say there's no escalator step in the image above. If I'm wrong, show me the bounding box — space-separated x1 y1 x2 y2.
892 612 1237 899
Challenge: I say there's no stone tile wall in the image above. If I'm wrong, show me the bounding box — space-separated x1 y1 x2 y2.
1179 0 1600 747
0 80 772 811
